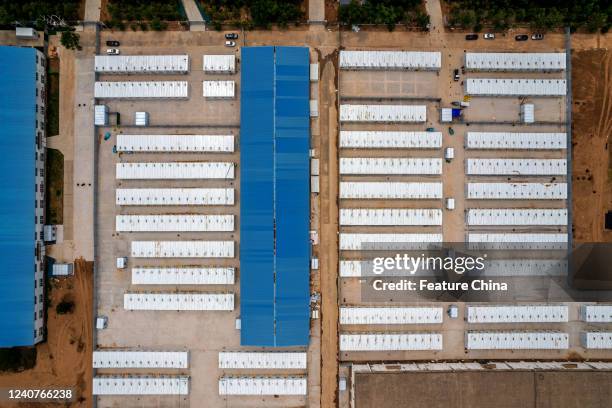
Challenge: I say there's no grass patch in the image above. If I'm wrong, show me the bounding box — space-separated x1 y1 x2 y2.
46 70 60 137
0 347 37 372
45 148 64 225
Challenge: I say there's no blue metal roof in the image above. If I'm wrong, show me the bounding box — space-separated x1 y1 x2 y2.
240 46 311 347
0 46 37 347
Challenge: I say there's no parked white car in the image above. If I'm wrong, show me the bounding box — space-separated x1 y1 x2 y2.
225 41 236 47
483 33 495 39
106 48 120 55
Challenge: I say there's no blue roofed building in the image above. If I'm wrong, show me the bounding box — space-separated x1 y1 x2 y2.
0 46 47 347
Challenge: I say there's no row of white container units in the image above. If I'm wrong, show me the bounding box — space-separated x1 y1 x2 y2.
340 182 443 200
124 293 234 311
116 134 235 153
339 51 442 70
466 305 569 323
465 79 567 96
339 259 568 277
203 81 235 99
340 158 443 175
132 267 235 285
131 241 234 258
95 55 190 74
339 233 443 251
467 233 568 250
93 350 189 369
340 105 427 122
116 162 235 180
116 188 235 206
116 215 235 232
466 183 567 200
466 331 568 349
465 132 567 150
203 55 236 74
218 352 307 370
465 159 567 176
218 377 307 396
340 131 443 149
93 376 190 395
95 81 189 99
339 208 442 226
466 209 568 226
464 53 566 72
340 307 444 325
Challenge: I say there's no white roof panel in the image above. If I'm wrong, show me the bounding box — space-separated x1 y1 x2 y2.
467 233 568 250
340 208 442 226
581 332 612 349
117 135 234 153
131 241 234 258
218 352 307 369
93 376 189 395
340 158 442 175
467 183 567 200
124 293 234 311
465 331 569 350
340 307 443 325
340 333 443 351
580 305 612 323
340 131 442 149
340 182 443 199
116 215 234 232
467 305 568 323
466 159 566 176
340 105 427 122
94 81 188 98
339 233 443 250
203 55 236 73
132 267 235 285
466 78 567 96
467 209 567 226
340 51 441 70
116 188 234 206
95 55 189 74
219 376 307 395
93 351 189 368
465 53 566 71
116 162 234 180
202 81 235 98
466 132 567 150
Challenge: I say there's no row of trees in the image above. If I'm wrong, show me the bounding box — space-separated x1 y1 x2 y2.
105 0 182 30
0 0 80 28
447 0 611 32
339 0 429 31
202 0 303 29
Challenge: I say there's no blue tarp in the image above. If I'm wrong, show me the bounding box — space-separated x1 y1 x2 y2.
240 46 310 347
0 46 37 347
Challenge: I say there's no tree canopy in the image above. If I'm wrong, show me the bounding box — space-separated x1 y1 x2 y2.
338 0 428 31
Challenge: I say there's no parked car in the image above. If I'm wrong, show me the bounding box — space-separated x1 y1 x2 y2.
225 33 238 40
531 33 544 40
426 127 436 132
483 33 495 39
515 35 529 41
225 41 236 47
465 34 478 40
453 69 460 81
106 48 120 55
106 40 120 46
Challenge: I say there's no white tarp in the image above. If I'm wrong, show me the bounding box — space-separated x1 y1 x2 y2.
203 81 235 98
116 215 234 232
465 53 566 71
95 55 189 74
340 307 443 325
340 182 443 199
340 158 442 175
466 159 566 176
219 377 307 396
94 81 189 99
116 188 234 206
340 333 443 351
339 233 443 250
580 305 612 323
466 305 568 323
340 131 442 149
131 241 234 258
466 132 567 150
117 135 234 153
93 376 189 395
218 352 307 369
124 293 234 311
203 55 236 73
465 331 569 350
467 183 567 200
93 351 189 368
340 209 442 226
116 162 234 180
340 51 441 70
340 105 427 122
132 267 235 285
467 209 567 226
466 78 567 96
581 332 612 349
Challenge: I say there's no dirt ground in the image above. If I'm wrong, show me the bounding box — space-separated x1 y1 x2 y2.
0 260 93 407
572 49 612 243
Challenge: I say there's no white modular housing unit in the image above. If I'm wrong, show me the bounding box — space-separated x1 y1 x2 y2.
340 105 427 122
521 103 535 123
134 111 149 126
466 78 567 96
94 55 189 74
219 377 307 396
94 81 189 99
310 100 319 117
466 132 567 150
124 293 234 311
203 55 236 73
481 260 568 277
116 162 234 180
93 351 189 368
218 352 307 369
466 159 567 176
339 260 427 277
94 105 108 126
467 183 567 200
203 81 235 98
15 27 37 39
580 332 612 349
340 307 443 325
580 305 612 323
340 51 442 70
132 267 235 285
340 260 366 277
340 182 443 199
310 63 319 81
340 158 442 175
116 215 234 232
340 131 442 149
93 376 189 395
466 305 568 323
466 209 568 226
339 233 443 250
339 333 443 351
340 208 442 226
116 188 234 206
467 233 568 250
117 134 234 153
131 241 234 258
465 53 566 71
465 331 569 350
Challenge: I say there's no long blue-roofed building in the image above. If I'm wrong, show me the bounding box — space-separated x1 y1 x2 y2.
240 46 311 347
0 46 47 347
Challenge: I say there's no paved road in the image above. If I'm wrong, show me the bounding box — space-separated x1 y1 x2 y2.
309 0 325 23
83 0 101 22
181 0 207 31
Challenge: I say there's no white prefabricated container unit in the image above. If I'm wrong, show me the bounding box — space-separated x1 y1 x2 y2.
465 132 567 150
135 111 149 126
340 51 442 70
94 81 189 99
203 81 235 99
464 53 566 71
94 105 108 126
94 55 190 74
93 376 189 395
340 131 442 149
203 55 236 74
116 188 235 206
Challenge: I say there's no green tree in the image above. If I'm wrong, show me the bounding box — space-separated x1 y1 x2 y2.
60 31 81 51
